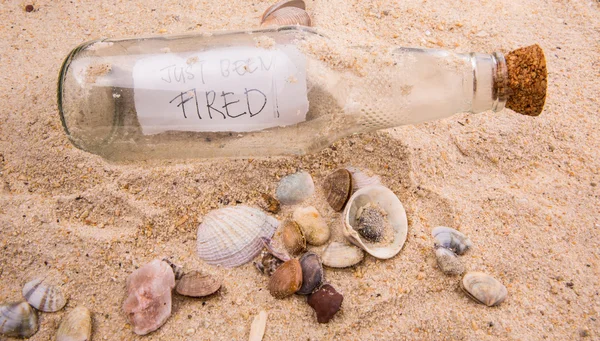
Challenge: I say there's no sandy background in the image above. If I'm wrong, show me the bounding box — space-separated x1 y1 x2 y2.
1 0 599 340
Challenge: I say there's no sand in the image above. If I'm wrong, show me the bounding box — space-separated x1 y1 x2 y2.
1 0 599 340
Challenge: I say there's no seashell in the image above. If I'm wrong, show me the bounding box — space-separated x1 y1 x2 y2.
175 271 222 297
343 185 408 259
123 259 175 335
261 6 312 27
293 206 330 246
196 206 279 268
261 237 291 262
432 226 472 255
0 301 38 338
297 252 323 295
323 169 352 212
261 0 306 23
460 272 508 307
258 192 280 214
162 258 185 280
321 242 364 268
254 238 289 276
56 306 92 341
22 278 67 312
346 167 381 192
434 247 464 276
249 310 268 341
281 219 306 255
307 284 343 323
268 259 303 299
276 171 314 205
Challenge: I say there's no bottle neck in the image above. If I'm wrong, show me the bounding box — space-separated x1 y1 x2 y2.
471 51 508 114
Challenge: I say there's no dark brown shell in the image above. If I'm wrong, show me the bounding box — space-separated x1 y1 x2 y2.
297 253 323 295
307 284 343 323
261 0 306 23
323 169 353 211
261 7 312 27
175 271 222 297
268 259 303 299
282 220 306 255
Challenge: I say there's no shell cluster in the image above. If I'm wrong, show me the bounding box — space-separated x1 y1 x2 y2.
432 226 472 276
260 0 312 27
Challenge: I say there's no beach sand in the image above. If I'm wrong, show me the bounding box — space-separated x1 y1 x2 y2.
1 0 599 340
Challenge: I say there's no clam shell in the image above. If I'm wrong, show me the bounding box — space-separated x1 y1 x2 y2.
268 259 303 299
281 219 306 255
346 167 381 192
307 284 343 323
261 7 312 27
343 185 408 259
276 171 314 205
323 169 352 212
0 301 38 338
460 272 507 307
123 259 175 335
261 0 306 23
249 311 268 341
297 252 323 295
196 206 279 268
434 247 464 276
22 278 67 312
175 271 222 297
293 206 330 246
56 306 92 341
432 226 472 255
321 242 364 268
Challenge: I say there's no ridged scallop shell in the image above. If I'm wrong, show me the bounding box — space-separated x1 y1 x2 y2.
261 7 312 27
346 167 381 193
261 0 305 23
323 169 353 212
22 278 67 312
432 226 472 255
0 301 38 338
460 272 508 307
56 306 92 341
343 185 408 259
175 271 222 297
196 206 279 268
321 242 364 268
435 247 464 276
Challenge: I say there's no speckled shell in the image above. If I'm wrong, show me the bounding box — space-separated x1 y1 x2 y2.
261 6 312 27
22 278 67 312
343 185 408 259
196 206 279 268
323 169 353 212
261 0 306 23
461 272 508 307
346 167 382 193
321 241 364 268
432 226 472 255
175 271 222 297
435 247 464 276
56 306 92 341
0 301 38 338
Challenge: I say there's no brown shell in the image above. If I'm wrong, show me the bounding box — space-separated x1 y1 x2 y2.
268 259 303 299
175 271 222 297
281 219 306 255
261 0 306 23
323 169 353 211
261 7 312 27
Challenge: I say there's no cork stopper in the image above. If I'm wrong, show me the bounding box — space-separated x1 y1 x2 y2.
505 44 547 116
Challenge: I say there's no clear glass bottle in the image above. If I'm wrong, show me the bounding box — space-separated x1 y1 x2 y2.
58 26 545 161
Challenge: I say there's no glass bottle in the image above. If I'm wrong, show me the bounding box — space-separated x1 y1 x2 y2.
58 26 546 161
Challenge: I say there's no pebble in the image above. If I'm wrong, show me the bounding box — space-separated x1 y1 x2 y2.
276 171 314 205
307 284 343 323
293 206 330 246
186 328 195 335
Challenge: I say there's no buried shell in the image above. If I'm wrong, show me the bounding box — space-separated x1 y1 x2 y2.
261 0 305 23
297 252 323 295
346 167 381 192
56 306 92 341
261 6 312 27
276 171 314 205
293 206 330 246
22 278 67 312
175 271 222 297
268 259 303 299
323 168 353 212
342 185 408 259
281 219 306 255
321 242 364 268
196 206 279 268
460 272 508 307
434 247 464 276
307 284 343 323
432 226 472 255
0 301 38 338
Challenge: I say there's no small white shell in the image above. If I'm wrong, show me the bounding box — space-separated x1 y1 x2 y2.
0 301 38 338
249 310 268 341
461 272 508 307
346 167 381 193
261 0 306 23
56 306 92 341
321 242 364 268
276 171 314 205
261 7 312 27
196 206 279 267
22 278 67 312
432 226 472 255
343 185 408 259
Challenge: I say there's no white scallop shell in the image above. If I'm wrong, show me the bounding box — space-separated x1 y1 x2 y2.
22 278 67 312
346 167 382 192
343 185 408 259
0 301 38 338
197 206 279 267
321 241 364 268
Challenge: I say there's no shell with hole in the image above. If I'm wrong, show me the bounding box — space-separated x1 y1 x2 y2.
0 301 38 338
196 206 279 268
460 272 507 307
22 278 67 312
342 185 408 259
